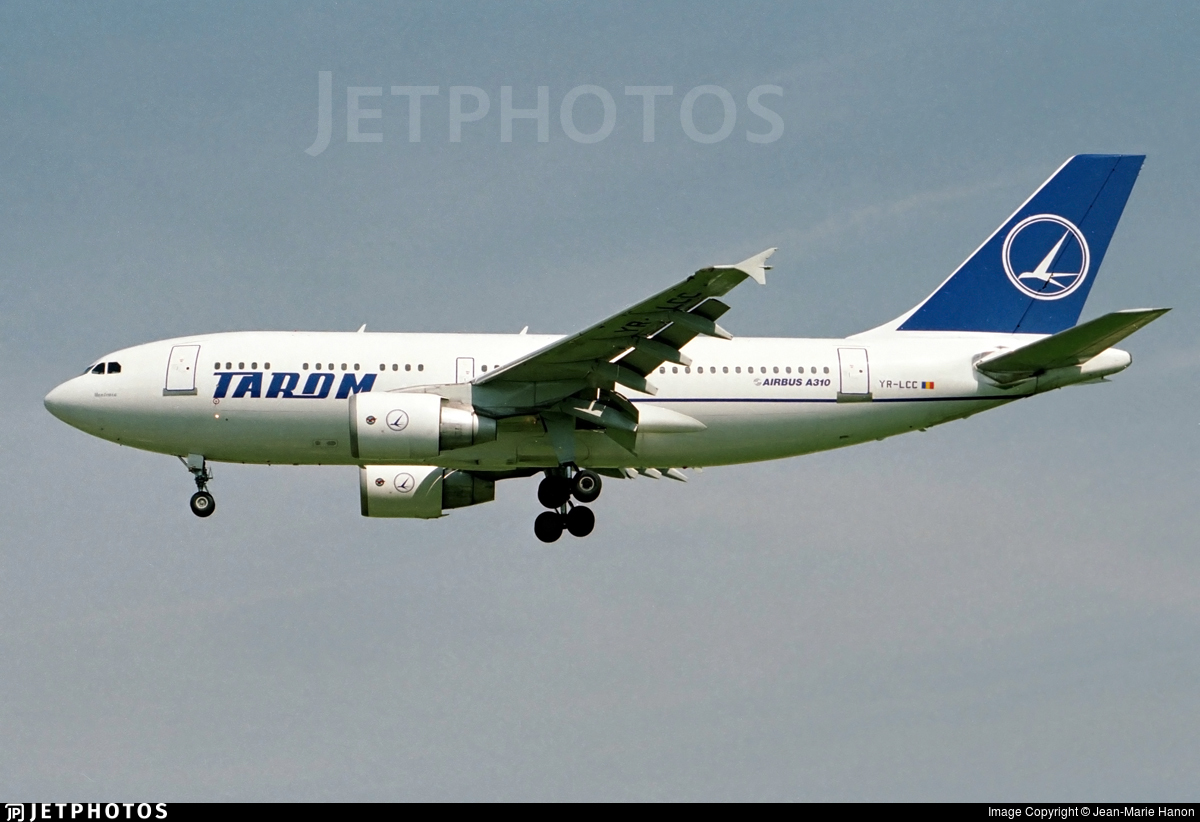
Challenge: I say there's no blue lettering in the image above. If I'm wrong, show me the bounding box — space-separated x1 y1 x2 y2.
232 372 262 398
213 372 235 399
301 372 334 398
336 372 376 399
213 371 257 399
267 372 300 398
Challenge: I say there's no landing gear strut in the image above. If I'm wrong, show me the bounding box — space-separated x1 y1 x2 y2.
534 468 601 542
180 454 216 518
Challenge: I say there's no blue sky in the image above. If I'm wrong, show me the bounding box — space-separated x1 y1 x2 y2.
2 1 1198 799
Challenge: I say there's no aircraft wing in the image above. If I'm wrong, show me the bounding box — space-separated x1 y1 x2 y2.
976 308 1169 384
473 248 775 412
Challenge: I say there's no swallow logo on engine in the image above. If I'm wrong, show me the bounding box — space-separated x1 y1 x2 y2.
386 409 409 431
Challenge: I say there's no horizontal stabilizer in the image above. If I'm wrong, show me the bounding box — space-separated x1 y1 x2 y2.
976 308 1169 382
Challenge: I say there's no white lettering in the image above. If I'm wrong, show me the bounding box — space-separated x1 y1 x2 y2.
746 85 784 143
501 86 549 142
305 71 332 156
449 86 490 142
346 87 383 143
390 86 439 142
624 85 672 142
680 85 736 143
560 85 616 144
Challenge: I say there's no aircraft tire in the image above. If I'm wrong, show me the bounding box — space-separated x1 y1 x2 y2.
537 475 572 509
565 505 595 538
534 511 564 543
571 470 602 503
190 491 216 518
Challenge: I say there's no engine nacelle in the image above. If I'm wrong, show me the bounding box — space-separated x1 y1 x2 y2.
349 391 497 460
359 465 496 518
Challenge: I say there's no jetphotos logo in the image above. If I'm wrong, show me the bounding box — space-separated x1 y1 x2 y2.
1002 214 1091 301
5 805 166 821
304 71 784 155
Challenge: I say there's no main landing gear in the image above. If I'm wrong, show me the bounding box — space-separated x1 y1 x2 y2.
180 454 216 518
534 468 601 543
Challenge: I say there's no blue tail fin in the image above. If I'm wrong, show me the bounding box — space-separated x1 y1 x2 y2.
898 155 1144 334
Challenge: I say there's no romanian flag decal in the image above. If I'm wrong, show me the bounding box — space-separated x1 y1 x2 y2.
922 381 935 389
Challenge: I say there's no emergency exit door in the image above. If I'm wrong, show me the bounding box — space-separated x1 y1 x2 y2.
836 347 871 402
456 357 475 384
164 344 200 396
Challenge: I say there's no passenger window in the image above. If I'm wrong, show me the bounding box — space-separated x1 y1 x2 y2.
418 364 424 371
214 362 220 369
405 364 411 371
823 367 829 374
265 362 270 369
225 362 232 370
107 362 121 374
659 367 665 374
303 363 309 371
773 366 779 374
723 367 728 373
91 364 105 375
672 367 678 374
785 367 791 374
735 367 741 374
238 362 244 369
341 363 347 371
481 365 488 372
392 364 398 371
251 362 257 369
354 363 360 371
685 367 691 374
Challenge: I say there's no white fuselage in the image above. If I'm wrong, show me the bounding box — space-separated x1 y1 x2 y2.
42 329 1133 471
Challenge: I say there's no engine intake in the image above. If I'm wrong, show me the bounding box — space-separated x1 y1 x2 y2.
359 465 495 518
349 392 497 460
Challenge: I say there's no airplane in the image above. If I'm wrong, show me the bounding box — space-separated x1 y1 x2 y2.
44 154 1168 542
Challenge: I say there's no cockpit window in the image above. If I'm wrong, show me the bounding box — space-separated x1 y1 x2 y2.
91 364 105 375
106 362 121 374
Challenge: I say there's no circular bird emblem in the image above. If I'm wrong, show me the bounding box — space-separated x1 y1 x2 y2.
1002 214 1090 301
393 472 416 493
365 415 377 425
386 409 409 431
374 477 385 487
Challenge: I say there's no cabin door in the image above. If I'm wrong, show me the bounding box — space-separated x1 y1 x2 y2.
164 345 201 395
456 357 475 384
836 347 871 401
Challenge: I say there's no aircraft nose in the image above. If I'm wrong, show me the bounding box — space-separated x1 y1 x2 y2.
44 379 88 427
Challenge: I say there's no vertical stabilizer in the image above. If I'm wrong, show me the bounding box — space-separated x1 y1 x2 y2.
894 155 1144 334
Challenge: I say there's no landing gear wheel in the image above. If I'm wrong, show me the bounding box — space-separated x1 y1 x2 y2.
537 475 572 509
190 491 216 518
572 470 602 503
534 511 564 543
565 505 595 537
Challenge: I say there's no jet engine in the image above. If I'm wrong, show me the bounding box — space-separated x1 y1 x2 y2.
359 464 495 518
350 392 497 460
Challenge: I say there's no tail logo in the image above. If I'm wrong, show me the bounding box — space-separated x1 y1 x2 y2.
1002 214 1091 301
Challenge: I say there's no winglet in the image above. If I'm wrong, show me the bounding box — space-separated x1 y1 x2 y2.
718 248 776 285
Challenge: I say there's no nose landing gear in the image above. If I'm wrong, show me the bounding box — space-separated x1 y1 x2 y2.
534 468 601 542
180 454 216 518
